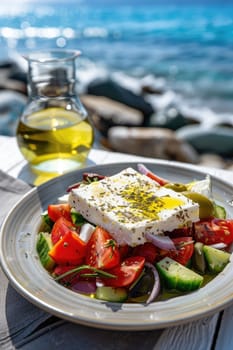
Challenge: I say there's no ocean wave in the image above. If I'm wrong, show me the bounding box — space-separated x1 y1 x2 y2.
0 26 110 40
1 2 233 119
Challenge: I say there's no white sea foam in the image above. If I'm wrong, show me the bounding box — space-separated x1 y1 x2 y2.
75 57 233 128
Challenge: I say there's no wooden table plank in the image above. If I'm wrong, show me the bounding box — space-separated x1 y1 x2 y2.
215 305 233 350
154 314 219 350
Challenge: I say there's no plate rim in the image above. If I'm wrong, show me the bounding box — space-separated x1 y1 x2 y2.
1 160 233 330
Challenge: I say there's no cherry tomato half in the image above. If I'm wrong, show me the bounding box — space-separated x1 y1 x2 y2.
132 242 158 263
158 237 194 266
49 231 86 265
51 217 78 245
102 256 145 288
85 227 120 270
194 218 233 245
48 203 72 222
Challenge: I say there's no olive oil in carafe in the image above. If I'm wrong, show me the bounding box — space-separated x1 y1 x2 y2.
17 107 94 175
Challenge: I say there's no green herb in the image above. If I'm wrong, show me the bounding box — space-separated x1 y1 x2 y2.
129 269 145 291
54 265 117 281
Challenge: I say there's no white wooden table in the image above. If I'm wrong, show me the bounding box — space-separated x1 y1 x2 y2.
0 134 232 350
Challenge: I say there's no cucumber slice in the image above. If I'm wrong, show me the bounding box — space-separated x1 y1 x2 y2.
95 286 127 302
156 257 203 292
70 208 87 226
37 232 55 271
156 258 177 290
213 203 226 219
192 242 206 274
203 245 230 273
41 211 54 229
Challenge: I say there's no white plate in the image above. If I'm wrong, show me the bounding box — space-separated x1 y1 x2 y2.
1 162 233 330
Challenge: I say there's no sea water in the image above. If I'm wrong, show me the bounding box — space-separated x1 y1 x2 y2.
1 0 233 125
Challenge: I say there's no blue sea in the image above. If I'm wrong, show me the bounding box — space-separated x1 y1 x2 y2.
1 0 233 124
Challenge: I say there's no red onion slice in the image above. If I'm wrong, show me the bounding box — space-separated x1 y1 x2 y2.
145 232 176 250
137 163 151 176
71 281 97 294
145 262 161 304
137 163 168 186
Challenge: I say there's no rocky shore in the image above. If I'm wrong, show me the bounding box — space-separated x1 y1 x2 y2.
0 56 233 172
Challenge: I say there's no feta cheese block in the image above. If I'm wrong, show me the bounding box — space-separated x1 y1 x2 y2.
69 168 199 246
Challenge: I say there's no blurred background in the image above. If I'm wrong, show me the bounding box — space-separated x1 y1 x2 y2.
1 0 233 169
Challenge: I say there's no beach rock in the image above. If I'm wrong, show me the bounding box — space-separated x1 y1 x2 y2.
8 70 27 85
141 84 164 95
216 121 233 129
0 79 27 95
151 106 200 130
107 126 199 163
226 163 233 172
0 90 27 136
0 58 27 95
140 75 166 95
86 77 154 121
173 142 200 164
0 61 16 70
176 125 233 156
81 95 144 137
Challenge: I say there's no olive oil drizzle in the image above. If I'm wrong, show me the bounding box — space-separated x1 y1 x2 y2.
111 185 185 222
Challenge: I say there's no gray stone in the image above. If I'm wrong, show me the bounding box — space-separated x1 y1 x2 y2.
86 77 154 120
176 125 233 156
0 58 27 95
141 84 165 95
108 126 199 163
81 95 144 137
0 79 27 95
169 142 200 164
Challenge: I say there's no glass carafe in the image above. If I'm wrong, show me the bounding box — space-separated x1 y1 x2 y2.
16 50 94 184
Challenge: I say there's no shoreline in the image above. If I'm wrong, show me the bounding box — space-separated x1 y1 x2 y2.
0 55 232 171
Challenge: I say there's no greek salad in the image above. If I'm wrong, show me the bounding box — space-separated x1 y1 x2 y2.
36 164 233 304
